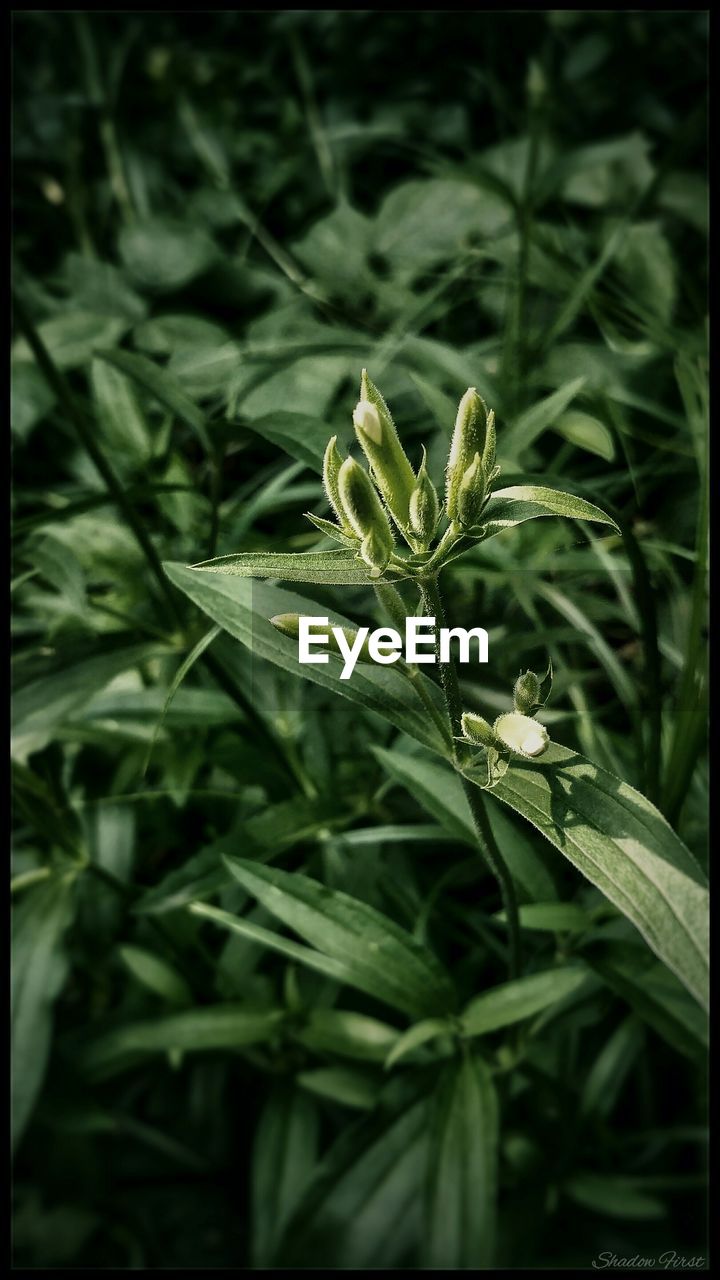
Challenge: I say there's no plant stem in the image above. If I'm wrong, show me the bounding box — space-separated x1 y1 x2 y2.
419 574 522 978
374 583 453 751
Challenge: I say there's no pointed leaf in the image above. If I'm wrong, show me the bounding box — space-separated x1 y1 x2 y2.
481 485 620 538
465 743 709 1009
82 1005 285 1077
425 1053 499 1268
186 548 407 585
293 1009 401 1063
164 563 448 753
277 1089 428 1267
385 1018 451 1070
251 1086 319 1267
460 965 593 1037
501 376 587 459
12 875 75 1149
221 857 455 1020
95 348 210 449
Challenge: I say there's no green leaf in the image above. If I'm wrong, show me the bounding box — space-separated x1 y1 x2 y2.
118 217 217 292
12 311 130 370
373 746 557 901
587 944 708 1058
95 348 210 449
385 1017 451 1070
11 363 55 440
186 548 404 585
481 485 620 538
277 1089 428 1267
163 564 448 754
552 409 615 461
12 643 170 763
243 411 348 470
467 743 709 1009
460 965 592 1037
374 179 510 280
212 857 456 1020
118 945 192 1006
580 1016 644 1117
293 1009 401 1063
90 357 153 466
563 1173 665 1221
82 1005 285 1077
297 1066 379 1110
501 377 587 459
12 874 75 1149
251 1086 319 1268
425 1053 498 1268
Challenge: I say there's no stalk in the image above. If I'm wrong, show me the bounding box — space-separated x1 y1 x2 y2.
373 583 453 752
419 574 522 979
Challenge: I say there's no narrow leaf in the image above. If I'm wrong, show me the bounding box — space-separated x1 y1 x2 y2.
460 965 592 1037
221 858 456 1020
481 485 620 538
12 875 75 1149
82 1005 285 1077
187 548 409 585
251 1086 319 1267
277 1090 428 1268
96 347 210 450
501 376 587 459
385 1018 451 1070
425 1053 499 1268
163 564 448 754
466 742 709 1009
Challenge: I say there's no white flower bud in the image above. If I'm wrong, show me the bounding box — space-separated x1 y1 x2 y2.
493 712 549 758
353 399 383 444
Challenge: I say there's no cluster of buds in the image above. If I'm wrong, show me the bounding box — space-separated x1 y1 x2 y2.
316 370 499 579
460 663 553 779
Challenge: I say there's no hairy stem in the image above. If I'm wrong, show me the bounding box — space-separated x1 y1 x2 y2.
420 574 522 978
374 583 454 752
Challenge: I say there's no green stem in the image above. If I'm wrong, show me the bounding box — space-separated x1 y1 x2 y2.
404 665 454 753
374 583 453 751
419 574 522 978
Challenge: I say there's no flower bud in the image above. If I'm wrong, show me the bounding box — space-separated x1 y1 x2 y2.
481 408 497 483
322 436 353 532
446 387 491 519
493 712 549 758
513 670 541 715
270 614 373 663
353 369 416 530
455 452 486 529
352 400 382 443
408 447 440 544
270 613 302 640
360 528 393 576
513 662 553 714
338 456 394 575
461 711 497 748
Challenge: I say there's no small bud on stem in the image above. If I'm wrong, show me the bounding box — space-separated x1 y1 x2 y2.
338 455 395 571
409 447 440 545
353 369 417 531
446 387 491 520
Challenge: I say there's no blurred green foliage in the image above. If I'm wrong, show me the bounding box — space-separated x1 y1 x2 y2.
12 10 707 1269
